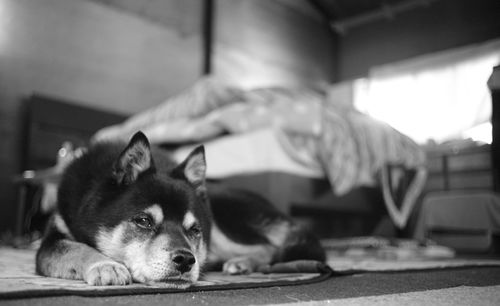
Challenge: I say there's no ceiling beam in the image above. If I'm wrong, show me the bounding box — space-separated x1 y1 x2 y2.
331 0 439 35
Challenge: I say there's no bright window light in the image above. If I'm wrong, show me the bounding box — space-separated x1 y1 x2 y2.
353 42 500 144
463 122 492 144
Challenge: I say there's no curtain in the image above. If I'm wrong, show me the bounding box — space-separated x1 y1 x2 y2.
353 39 500 144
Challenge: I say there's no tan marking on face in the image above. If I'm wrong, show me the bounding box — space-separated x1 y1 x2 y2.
182 212 197 230
124 233 200 285
144 204 163 225
183 211 206 277
95 223 126 260
197 240 208 269
94 213 206 285
96 221 202 285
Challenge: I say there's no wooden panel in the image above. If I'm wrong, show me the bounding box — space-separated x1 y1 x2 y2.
424 144 494 193
0 0 203 233
448 152 492 172
425 175 446 192
214 0 336 88
338 0 500 79
87 0 202 36
28 95 126 134
27 129 84 169
426 156 444 174
491 68 500 191
24 95 127 170
449 171 494 190
0 0 202 115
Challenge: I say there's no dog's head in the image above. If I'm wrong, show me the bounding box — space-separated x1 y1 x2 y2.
93 132 210 288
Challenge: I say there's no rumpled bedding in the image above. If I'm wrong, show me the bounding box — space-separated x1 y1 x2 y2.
93 77 426 198
281 106 426 196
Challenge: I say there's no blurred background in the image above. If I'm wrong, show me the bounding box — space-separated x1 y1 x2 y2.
0 0 499 254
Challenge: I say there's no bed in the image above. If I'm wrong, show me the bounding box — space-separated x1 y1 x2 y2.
88 76 427 236
18 78 428 238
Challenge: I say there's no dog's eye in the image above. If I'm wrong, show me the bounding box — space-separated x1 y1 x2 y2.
133 216 153 229
187 224 201 237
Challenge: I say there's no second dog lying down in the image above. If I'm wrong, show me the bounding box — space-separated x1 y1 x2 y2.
36 132 326 287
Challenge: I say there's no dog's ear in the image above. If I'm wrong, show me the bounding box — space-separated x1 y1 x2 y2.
173 146 206 188
112 131 154 185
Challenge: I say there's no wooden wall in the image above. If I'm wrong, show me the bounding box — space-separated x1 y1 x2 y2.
337 0 500 80
0 0 337 234
1 0 497 234
213 0 336 88
0 0 203 233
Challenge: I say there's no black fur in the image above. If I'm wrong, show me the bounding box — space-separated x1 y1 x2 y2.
55 137 210 248
208 184 325 263
36 131 325 286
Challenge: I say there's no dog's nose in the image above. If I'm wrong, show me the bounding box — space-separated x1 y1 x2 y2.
172 250 196 273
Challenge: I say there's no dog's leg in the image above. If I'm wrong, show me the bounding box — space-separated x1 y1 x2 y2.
36 222 132 286
222 252 274 275
209 224 276 274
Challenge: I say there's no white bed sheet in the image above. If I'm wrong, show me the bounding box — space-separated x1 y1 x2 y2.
171 128 324 179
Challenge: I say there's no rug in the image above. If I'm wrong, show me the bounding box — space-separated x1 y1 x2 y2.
2 237 500 299
324 236 500 273
0 247 331 299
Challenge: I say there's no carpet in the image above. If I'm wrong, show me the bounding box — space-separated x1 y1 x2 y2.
0 247 331 299
2 237 500 300
323 236 500 272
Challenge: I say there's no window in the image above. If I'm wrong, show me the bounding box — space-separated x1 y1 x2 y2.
353 40 500 144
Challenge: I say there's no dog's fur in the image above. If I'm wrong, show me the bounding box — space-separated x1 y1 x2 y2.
36 132 325 288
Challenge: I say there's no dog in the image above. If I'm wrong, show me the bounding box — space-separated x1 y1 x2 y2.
36 131 325 288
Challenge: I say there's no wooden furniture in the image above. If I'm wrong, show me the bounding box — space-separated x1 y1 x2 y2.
424 143 494 193
489 65 500 191
22 94 126 171
414 191 500 253
14 94 126 236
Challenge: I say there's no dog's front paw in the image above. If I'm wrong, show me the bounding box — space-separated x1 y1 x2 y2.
84 261 132 286
223 257 256 275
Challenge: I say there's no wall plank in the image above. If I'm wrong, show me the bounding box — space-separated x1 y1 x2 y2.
213 0 336 88
0 0 202 232
337 0 500 80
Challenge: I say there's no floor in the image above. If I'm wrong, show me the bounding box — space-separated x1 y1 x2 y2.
2 266 500 306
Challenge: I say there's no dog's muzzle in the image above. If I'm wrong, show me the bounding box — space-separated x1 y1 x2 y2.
172 250 196 274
